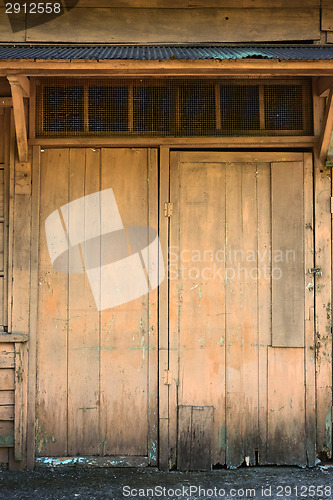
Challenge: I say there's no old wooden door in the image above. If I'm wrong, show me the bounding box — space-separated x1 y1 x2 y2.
36 148 158 464
169 151 315 469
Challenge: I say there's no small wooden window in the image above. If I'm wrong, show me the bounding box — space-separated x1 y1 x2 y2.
35 77 313 138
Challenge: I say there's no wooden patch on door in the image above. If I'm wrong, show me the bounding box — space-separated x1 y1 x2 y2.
177 405 213 471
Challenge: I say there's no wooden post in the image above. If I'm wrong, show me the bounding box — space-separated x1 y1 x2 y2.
27 146 41 470
7 77 29 164
313 79 332 459
158 147 170 470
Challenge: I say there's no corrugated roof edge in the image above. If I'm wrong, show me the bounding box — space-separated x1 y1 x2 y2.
1 45 333 61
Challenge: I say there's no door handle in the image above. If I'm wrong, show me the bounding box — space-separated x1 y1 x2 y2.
308 267 323 278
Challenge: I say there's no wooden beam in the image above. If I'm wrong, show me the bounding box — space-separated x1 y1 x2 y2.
7 77 28 163
28 136 318 148
318 77 333 97
2 59 333 77
319 88 333 160
15 77 30 98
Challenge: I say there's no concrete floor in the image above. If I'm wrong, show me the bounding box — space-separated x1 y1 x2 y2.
0 465 333 500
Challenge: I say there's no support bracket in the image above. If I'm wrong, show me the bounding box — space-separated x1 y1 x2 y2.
319 87 333 162
7 76 29 163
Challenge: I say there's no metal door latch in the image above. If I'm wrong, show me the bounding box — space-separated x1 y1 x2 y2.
164 370 172 385
308 267 323 278
164 202 173 217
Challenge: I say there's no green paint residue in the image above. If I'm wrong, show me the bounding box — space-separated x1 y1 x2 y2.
325 410 332 446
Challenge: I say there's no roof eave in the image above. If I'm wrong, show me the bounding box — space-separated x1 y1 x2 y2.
1 57 333 77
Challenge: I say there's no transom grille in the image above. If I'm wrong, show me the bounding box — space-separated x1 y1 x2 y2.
35 78 313 137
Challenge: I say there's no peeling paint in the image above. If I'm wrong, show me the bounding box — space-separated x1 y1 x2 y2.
35 456 149 467
35 418 57 454
149 441 157 462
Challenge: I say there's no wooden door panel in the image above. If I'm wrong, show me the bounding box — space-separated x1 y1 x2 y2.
36 147 158 459
37 149 70 456
169 155 227 466
169 151 314 469
225 162 259 468
257 162 271 465
271 162 305 347
67 148 100 456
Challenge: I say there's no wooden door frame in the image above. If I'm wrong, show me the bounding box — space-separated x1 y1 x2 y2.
25 146 160 469
158 149 330 470
20 145 332 469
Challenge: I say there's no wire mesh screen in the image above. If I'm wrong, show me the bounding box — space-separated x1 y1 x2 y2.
36 78 313 137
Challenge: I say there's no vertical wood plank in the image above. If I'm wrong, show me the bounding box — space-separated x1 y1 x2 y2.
170 152 227 468
99 148 155 457
36 149 69 457
312 78 332 459
67 148 100 455
7 110 15 334
257 162 271 465
177 405 192 471
0 113 5 327
3 108 11 329
11 158 31 334
271 162 304 347
168 151 180 469
225 162 259 468
303 153 316 466
13 342 23 461
314 150 332 459
147 148 158 466
27 145 40 469
158 146 169 471
267 347 306 465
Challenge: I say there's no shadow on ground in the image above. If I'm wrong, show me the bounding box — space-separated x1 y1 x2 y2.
0 465 332 500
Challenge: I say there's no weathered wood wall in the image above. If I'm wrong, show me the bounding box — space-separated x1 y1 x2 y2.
0 0 326 44
0 342 14 464
323 1 333 44
0 103 31 469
